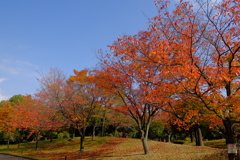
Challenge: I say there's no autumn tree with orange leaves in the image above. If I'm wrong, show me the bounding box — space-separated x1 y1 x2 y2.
99 0 239 158
37 68 89 151
150 0 239 159
95 60 165 154
69 68 122 150
0 101 16 148
66 69 107 152
15 95 62 151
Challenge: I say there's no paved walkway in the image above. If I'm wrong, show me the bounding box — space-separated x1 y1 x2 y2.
0 153 36 160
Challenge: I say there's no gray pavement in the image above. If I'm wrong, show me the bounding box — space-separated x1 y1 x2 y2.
0 154 36 160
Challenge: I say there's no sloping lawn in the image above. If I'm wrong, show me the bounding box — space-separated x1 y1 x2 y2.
0 137 227 160
97 138 227 160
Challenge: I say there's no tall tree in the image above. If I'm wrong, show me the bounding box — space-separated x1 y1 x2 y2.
15 95 62 151
107 0 239 158
149 0 239 159
68 69 113 151
99 0 239 158
0 101 16 148
37 68 109 152
95 61 163 155
8 94 26 148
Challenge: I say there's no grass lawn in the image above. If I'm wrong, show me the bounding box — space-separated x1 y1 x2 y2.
0 137 228 160
204 139 227 149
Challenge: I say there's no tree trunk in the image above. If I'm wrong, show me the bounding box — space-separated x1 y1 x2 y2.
69 125 75 140
195 127 199 146
101 117 106 137
113 126 117 137
72 128 76 139
49 130 53 143
167 133 172 142
189 127 194 143
141 136 149 155
92 125 96 141
17 137 21 148
35 132 39 151
17 129 23 148
80 133 85 152
79 127 86 152
190 132 194 143
140 119 151 155
195 125 204 146
197 126 204 146
7 138 10 149
35 139 39 151
141 130 150 155
223 119 238 160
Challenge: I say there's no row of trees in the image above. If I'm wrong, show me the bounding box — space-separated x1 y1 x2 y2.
0 0 238 159
0 67 218 152
0 88 135 151
0 93 218 151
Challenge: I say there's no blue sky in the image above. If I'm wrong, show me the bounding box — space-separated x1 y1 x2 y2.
0 0 159 100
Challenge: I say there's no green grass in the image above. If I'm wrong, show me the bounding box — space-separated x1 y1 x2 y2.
0 137 227 160
172 138 226 149
204 139 227 149
0 137 108 159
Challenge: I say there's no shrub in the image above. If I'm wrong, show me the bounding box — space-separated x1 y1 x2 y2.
58 133 64 139
63 132 70 139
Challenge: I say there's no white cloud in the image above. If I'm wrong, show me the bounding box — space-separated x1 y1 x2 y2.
0 78 7 84
0 58 40 100
0 58 39 77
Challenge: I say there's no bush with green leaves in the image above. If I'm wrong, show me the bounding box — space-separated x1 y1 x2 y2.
148 120 164 140
57 133 64 139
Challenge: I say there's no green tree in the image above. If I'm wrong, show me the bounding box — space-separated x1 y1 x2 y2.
9 95 24 104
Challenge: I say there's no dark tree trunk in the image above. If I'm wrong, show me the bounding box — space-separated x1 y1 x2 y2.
223 119 238 160
160 137 165 142
80 133 85 152
17 137 21 148
113 126 117 137
69 125 75 141
195 125 204 146
17 129 23 148
35 132 39 151
49 130 53 143
195 127 199 146
7 138 10 149
92 125 96 141
189 127 194 143
197 126 204 146
72 128 76 139
79 127 86 152
101 117 106 137
35 139 39 151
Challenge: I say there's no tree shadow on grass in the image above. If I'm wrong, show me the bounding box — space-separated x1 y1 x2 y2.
67 137 128 160
103 153 144 158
